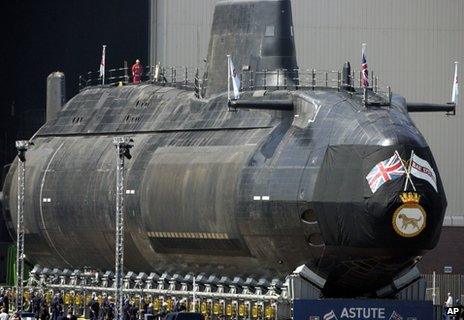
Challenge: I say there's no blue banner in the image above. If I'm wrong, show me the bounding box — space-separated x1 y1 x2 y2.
293 299 433 320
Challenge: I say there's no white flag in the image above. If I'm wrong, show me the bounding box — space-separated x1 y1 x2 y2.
99 45 106 78
410 153 438 192
452 61 459 105
228 56 240 99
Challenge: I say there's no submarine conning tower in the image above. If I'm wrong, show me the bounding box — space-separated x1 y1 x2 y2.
205 0 298 98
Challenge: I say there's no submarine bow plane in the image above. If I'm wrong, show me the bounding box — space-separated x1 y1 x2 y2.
1 0 457 297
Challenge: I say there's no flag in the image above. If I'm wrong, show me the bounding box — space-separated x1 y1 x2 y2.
154 64 160 81
452 61 459 105
361 43 369 87
410 153 438 192
228 56 240 99
366 152 406 193
388 311 403 320
99 45 106 78
323 310 338 320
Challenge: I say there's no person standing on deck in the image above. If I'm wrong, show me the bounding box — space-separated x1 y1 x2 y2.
132 60 143 84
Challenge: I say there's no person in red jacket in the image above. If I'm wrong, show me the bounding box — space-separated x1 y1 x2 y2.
131 59 143 84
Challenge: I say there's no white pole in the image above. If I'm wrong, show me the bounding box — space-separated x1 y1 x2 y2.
452 61 459 104
410 150 416 191
403 150 410 191
103 45 107 85
102 45 107 86
432 271 436 305
227 55 231 102
404 150 416 192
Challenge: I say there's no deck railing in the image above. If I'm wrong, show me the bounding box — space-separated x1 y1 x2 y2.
79 65 392 104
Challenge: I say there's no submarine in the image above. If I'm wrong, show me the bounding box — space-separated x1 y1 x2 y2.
0 0 456 298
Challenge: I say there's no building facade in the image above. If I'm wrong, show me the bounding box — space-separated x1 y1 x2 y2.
148 0 464 274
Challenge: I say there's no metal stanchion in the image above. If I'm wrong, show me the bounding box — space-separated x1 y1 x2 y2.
388 86 392 105
184 66 188 86
264 69 268 90
311 69 316 90
363 87 368 106
113 137 134 320
124 61 129 84
15 140 33 313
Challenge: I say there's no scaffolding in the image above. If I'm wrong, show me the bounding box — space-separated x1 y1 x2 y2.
15 140 32 312
113 137 133 320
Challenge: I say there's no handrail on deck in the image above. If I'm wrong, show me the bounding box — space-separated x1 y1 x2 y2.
78 65 392 105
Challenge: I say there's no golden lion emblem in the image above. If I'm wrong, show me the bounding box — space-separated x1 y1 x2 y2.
398 213 422 230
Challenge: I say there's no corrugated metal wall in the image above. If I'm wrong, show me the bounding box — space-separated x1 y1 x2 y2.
150 0 218 67
150 0 464 226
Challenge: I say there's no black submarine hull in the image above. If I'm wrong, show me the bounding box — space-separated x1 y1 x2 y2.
2 85 446 297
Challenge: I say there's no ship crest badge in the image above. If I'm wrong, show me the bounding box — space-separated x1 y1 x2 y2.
392 192 426 238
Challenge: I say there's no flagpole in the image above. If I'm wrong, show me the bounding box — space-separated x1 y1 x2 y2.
101 45 107 86
103 45 107 85
397 150 409 191
452 61 459 104
404 150 416 192
395 150 410 191
410 150 416 191
227 54 231 102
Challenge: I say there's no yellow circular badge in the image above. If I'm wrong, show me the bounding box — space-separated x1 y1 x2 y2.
392 203 427 238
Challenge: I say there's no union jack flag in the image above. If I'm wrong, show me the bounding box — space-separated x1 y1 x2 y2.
388 311 403 320
361 43 369 87
323 310 338 320
366 152 406 193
